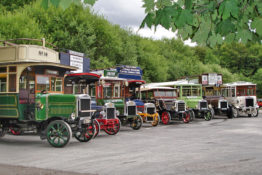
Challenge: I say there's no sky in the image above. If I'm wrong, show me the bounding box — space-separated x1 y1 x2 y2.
92 0 196 46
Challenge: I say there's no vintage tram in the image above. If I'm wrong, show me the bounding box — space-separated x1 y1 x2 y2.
0 40 95 147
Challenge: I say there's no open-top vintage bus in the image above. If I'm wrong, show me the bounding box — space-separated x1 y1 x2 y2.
222 81 259 117
0 40 95 147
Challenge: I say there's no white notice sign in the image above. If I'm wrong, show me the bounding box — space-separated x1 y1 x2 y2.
70 55 83 73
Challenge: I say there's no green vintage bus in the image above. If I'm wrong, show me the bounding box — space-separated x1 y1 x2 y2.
0 40 95 147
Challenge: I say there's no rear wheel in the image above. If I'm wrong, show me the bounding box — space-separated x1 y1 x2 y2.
93 119 100 138
75 123 95 142
46 120 72 148
182 111 190 123
104 119 121 135
161 112 170 125
189 110 195 121
130 116 143 130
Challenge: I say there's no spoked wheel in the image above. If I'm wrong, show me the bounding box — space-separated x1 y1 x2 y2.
152 114 160 127
46 120 72 148
0 126 6 138
130 115 143 130
75 123 95 142
203 111 212 121
182 111 190 123
189 110 195 121
93 119 100 138
232 107 239 118
161 112 170 125
104 119 121 135
251 109 259 117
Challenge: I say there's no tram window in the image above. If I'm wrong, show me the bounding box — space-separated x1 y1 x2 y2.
114 85 120 98
103 86 112 98
19 76 26 89
0 77 7 92
238 89 245 96
182 89 191 96
0 67 7 73
8 74 16 92
247 89 254 96
231 88 236 97
9 66 16 72
148 91 153 98
222 89 228 97
51 77 55 91
36 76 50 91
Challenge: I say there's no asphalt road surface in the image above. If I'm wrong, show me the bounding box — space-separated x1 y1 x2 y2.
0 112 262 175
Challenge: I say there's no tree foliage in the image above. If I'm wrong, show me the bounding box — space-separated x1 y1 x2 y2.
0 0 261 96
141 0 262 47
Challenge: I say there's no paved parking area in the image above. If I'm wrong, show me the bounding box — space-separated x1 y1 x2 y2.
0 112 262 175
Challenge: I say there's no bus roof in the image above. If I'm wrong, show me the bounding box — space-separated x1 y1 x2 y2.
224 81 256 87
145 79 201 87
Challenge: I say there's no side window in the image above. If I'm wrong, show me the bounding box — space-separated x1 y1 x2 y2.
37 75 50 91
114 84 120 98
0 67 7 92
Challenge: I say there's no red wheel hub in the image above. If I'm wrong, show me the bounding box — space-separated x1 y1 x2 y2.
183 112 190 123
161 112 170 125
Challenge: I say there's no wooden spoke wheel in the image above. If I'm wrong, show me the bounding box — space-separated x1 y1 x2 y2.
152 114 160 127
104 118 121 135
161 112 170 125
130 115 143 130
75 123 95 142
93 119 100 138
46 120 72 148
203 111 212 121
182 111 190 123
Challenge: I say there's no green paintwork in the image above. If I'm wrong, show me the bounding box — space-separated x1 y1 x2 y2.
175 84 203 109
35 94 77 121
97 98 124 115
0 94 19 118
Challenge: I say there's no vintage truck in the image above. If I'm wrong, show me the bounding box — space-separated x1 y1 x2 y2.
0 39 95 147
144 80 214 121
140 86 191 124
203 85 232 118
222 81 259 117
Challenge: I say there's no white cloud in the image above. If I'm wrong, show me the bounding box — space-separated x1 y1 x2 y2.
92 0 196 46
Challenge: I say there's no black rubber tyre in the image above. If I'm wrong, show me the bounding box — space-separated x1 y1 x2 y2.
203 111 212 121
189 110 195 121
104 118 121 135
93 119 100 138
232 107 239 118
130 115 143 130
46 120 72 148
152 114 160 127
251 109 259 117
75 123 95 142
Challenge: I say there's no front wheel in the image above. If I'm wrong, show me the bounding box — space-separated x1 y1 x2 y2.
251 109 259 117
104 119 121 135
93 119 100 138
203 111 212 121
232 107 239 118
152 114 160 127
182 111 190 123
130 116 143 130
161 112 170 125
46 120 72 148
75 123 95 142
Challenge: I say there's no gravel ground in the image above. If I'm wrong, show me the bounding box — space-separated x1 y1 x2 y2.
0 112 261 175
